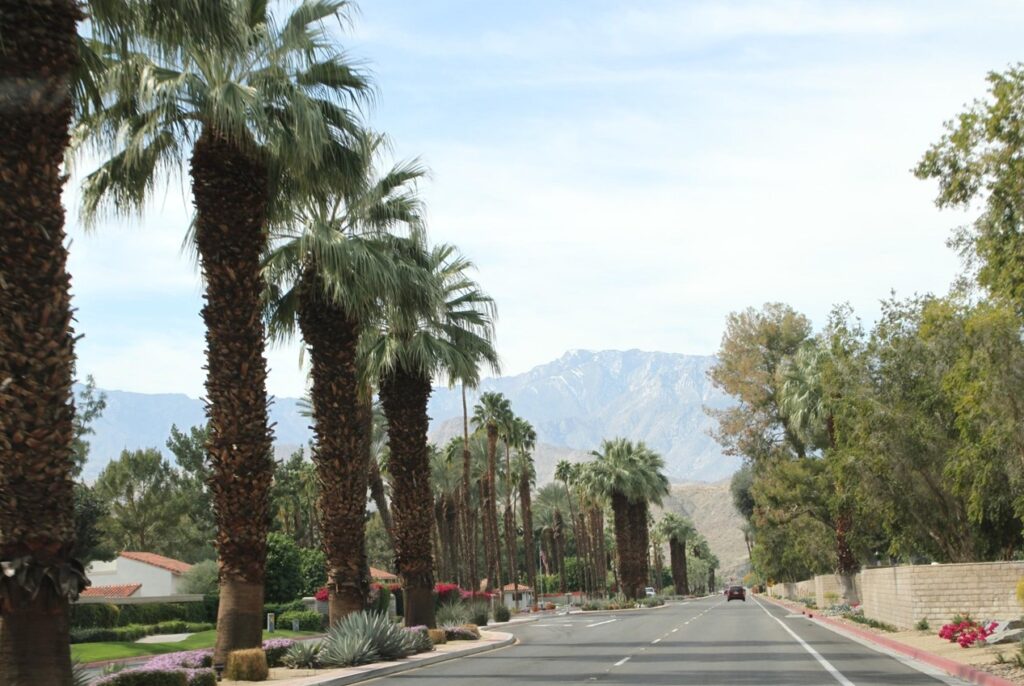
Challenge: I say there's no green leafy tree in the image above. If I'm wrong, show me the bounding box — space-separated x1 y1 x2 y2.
182 560 220 595
94 448 183 554
166 424 216 561
77 0 369 662
298 548 327 597
72 375 107 477
73 484 114 564
264 533 303 604
915 65 1024 310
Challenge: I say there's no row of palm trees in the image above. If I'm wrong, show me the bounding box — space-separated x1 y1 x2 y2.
1 1 500 681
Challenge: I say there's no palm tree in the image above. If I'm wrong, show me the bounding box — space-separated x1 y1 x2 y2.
431 444 462 582
586 438 669 600
499 414 535 605
513 445 539 607
368 405 394 545
472 392 512 591
779 340 859 596
0 1 88 680
554 460 587 593
76 0 370 660
656 513 695 595
265 131 426 623
366 241 498 626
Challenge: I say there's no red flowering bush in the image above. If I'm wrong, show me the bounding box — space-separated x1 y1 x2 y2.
435 583 462 605
938 616 998 647
314 587 329 602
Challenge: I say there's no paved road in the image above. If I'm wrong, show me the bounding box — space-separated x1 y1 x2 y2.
370 595 967 685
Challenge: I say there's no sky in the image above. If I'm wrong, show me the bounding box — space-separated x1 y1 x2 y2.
66 0 1024 399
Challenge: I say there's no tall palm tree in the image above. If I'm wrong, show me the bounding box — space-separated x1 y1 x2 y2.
431 444 462 582
265 131 426 623
366 241 498 626
368 405 394 546
0 1 88 680
554 460 586 593
513 445 538 607
656 512 695 595
76 0 370 660
586 438 669 600
472 392 512 591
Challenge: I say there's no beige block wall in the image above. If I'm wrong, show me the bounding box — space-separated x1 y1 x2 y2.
814 574 843 609
861 561 1024 630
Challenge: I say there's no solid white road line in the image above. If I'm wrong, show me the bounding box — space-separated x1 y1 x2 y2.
613 657 631 667
753 597 855 686
586 619 617 628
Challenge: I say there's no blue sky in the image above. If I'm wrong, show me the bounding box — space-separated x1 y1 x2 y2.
67 0 1024 398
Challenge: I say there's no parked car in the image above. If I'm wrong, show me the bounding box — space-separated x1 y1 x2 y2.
726 585 746 602
644 587 656 597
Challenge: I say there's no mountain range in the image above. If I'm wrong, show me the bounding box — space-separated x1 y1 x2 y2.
78 349 740 483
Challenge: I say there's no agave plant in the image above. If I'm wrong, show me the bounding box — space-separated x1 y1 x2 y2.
283 640 322 669
435 601 470 627
402 626 434 654
319 611 412 667
318 629 377 668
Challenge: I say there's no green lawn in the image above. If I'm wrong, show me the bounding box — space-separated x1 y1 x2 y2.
72 629 320 664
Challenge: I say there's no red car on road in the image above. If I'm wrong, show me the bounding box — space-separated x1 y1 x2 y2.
726 585 746 602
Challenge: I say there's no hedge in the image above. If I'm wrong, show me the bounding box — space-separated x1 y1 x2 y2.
277 610 324 631
69 622 215 644
94 670 187 686
71 602 120 628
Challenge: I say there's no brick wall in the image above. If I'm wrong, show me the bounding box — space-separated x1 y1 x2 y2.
769 562 1024 629
862 561 1024 629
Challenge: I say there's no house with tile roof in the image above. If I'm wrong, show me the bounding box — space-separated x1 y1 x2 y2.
86 552 194 597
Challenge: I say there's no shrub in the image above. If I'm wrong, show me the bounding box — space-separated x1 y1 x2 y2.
314 587 329 602
661 585 675 597
916 618 930 631
371 585 392 616
278 610 324 631
844 612 897 632
266 533 304 604
264 599 309 616
117 602 207 626
435 583 462 606
185 672 217 686
436 601 470 626
298 547 327 597
318 610 413 667
181 560 219 595
469 601 489 626
71 602 120 628
402 625 434 653
224 649 269 681
443 625 479 641
284 640 322 668
493 605 510 623
262 638 296 667
938 617 998 647
428 628 447 645
94 670 188 686
144 650 213 669
155 620 189 634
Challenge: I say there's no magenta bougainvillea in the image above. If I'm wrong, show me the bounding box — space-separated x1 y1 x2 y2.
938 618 998 647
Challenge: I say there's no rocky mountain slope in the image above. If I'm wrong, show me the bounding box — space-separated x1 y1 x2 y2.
78 349 739 482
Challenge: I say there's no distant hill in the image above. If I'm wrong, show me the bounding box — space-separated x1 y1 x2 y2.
658 481 749 583
78 348 740 483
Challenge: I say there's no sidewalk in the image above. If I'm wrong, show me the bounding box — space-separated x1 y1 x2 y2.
223 630 514 686
760 595 1024 686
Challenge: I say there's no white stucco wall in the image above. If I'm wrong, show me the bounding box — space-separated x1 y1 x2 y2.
86 556 181 597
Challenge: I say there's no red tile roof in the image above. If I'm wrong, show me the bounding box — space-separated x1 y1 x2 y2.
370 566 398 581
120 551 193 575
81 583 142 598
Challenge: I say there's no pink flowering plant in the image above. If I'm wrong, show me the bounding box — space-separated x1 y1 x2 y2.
938 615 999 647
314 586 329 602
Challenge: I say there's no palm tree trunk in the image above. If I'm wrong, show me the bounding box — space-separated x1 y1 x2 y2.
379 365 436 627
590 507 606 595
503 445 517 606
460 385 476 589
192 128 274 664
297 279 370 624
553 509 567 593
610 493 630 598
483 424 502 592
368 457 393 544
0 2 83 682
518 470 537 608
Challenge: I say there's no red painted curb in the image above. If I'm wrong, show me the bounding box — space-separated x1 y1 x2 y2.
759 596 1017 686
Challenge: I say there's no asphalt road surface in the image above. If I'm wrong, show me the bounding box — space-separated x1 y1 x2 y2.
369 595 969 685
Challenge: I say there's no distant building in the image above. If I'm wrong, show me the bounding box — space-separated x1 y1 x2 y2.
370 567 399 584
86 552 193 597
501 583 533 608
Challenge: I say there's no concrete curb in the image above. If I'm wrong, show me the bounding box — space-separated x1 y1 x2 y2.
258 632 516 686
759 595 1017 686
